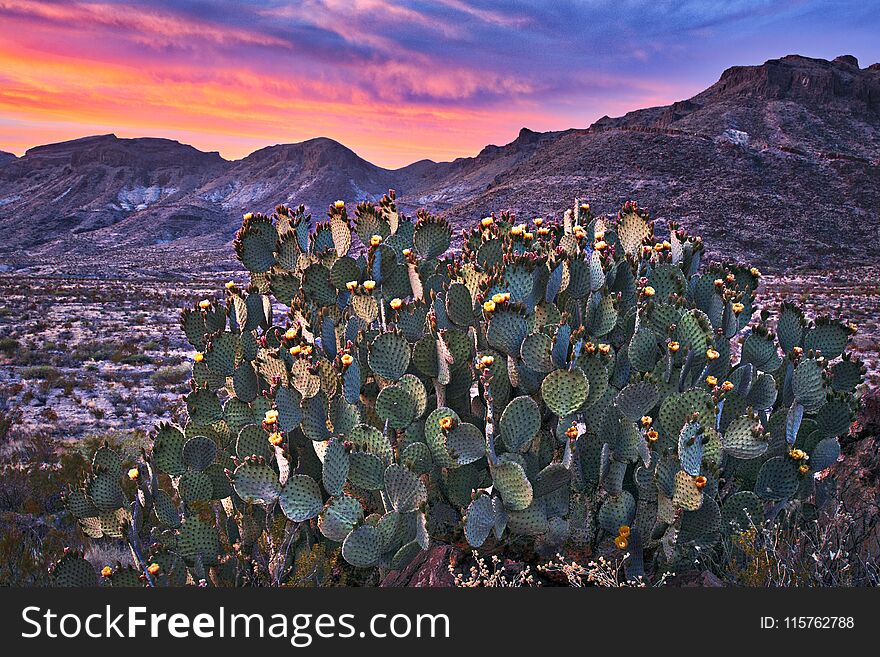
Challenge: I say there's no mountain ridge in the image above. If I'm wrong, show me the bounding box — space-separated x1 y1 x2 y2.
1 53 877 276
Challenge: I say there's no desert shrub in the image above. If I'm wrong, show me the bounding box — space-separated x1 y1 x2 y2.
51 195 865 587
150 364 191 388
20 365 60 380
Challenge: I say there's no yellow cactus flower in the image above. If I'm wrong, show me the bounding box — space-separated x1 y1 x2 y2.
523 232 534 241
849 322 858 334
614 536 628 550
492 293 507 304
481 217 493 227
346 280 358 292
538 227 550 236
618 525 631 538
127 468 139 481
370 235 382 247
439 416 453 431
732 302 745 315
334 200 345 209
265 410 279 423
789 448 807 461
640 416 653 427
583 342 596 354
284 328 298 340
363 280 376 292
726 273 736 284
706 348 720 360
302 345 313 356
243 212 253 221
643 286 655 297
101 566 113 578
706 375 718 387
594 240 607 250
714 279 724 288
792 346 803 356
147 563 161 576
198 299 211 309
668 341 680 353
654 243 665 252
402 248 412 257
289 345 302 356
598 343 611 355
225 280 235 290
479 355 495 368
662 241 671 249
341 353 354 367
646 429 659 443
194 352 204 363
533 218 543 227
594 230 605 241
750 267 761 278
510 225 524 237
694 475 708 489
565 425 579 440
573 226 586 239
799 464 810 475
483 300 496 313
268 432 283 446
580 203 590 211
390 298 403 310
721 380 735 392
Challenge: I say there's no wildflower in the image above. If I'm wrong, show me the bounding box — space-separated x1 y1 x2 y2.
643 286 656 297
370 235 382 247
706 348 720 360
289 345 302 356
598 343 611 355
483 300 496 313
147 563 161 576
194 352 204 363
618 525 631 538
341 354 354 367
668 341 680 353
198 299 211 309
694 475 708 489
640 416 653 427
646 429 659 443
268 432 283 446
706 375 718 387
721 380 734 391
127 468 139 481
439 417 453 431
101 566 113 578
613 536 628 550
363 280 376 292
732 302 745 315
334 200 345 209
481 217 493 227
390 298 403 310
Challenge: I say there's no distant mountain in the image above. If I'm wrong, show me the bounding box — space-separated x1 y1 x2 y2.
0 54 877 276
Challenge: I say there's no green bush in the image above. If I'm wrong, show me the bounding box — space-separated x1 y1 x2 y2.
53 195 864 587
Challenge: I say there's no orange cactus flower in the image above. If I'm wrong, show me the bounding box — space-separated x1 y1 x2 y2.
147 563 161 576
618 525 631 538
439 417 453 431
614 536 628 550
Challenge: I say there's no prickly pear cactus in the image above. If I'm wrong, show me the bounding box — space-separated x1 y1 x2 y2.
59 194 863 585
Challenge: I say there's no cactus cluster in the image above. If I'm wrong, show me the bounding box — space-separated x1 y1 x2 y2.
56 193 864 586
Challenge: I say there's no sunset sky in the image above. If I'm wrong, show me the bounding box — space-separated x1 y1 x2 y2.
1 0 878 168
